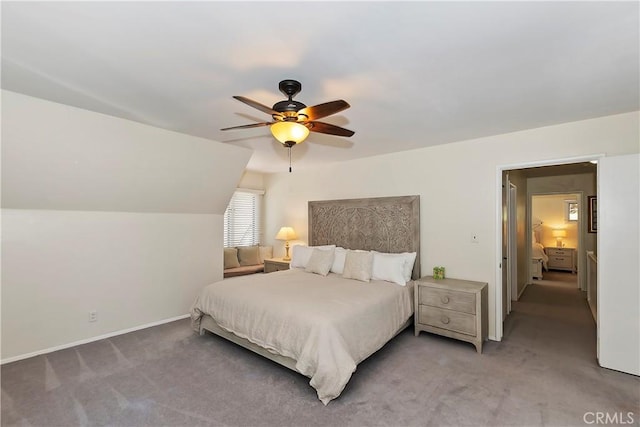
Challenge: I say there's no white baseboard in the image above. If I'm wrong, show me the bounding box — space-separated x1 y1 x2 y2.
518 282 530 299
1 314 190 365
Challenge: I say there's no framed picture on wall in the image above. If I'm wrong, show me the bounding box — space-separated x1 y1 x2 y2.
588 196 597 233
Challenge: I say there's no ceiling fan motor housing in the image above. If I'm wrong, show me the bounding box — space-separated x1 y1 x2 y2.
279 79 302 98
272 99 306 116
273 79 306 119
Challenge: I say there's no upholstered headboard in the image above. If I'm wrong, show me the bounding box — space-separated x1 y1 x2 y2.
308 195 421 280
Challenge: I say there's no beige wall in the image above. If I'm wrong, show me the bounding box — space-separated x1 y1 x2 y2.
264 111 639 341
1 91 252 361
529 175 597 257
238 170 266 191
2 210 223 359
532 194 580 248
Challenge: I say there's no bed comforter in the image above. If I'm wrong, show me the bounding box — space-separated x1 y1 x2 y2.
190 268 413 404
533 242 549 269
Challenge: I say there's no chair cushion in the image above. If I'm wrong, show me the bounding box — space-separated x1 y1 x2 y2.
238 245 261 266
223 264 264 278
224 247 240 269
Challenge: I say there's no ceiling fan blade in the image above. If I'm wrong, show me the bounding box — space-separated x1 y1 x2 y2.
220 122 272 131
298 100 350 121
308 121 355 137
233 96 282 117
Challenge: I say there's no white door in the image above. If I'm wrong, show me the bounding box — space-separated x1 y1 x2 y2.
508 184 518 307
501 174 508 318
598 154 640 375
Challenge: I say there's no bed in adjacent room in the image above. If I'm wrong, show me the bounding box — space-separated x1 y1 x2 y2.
190 195 420 404
532 227 548 280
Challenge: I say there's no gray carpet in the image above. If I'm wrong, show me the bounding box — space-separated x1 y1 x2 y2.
2 273 639 426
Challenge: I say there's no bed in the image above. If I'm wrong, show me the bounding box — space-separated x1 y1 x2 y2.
191 195 420 404
532 229 548 279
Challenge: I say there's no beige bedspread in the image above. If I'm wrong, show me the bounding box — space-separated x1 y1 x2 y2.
190 268 414 404
533 242 549 269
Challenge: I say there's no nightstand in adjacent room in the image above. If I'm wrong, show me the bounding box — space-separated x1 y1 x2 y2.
264 258 291 273
414 276 488 353
545 247 576 273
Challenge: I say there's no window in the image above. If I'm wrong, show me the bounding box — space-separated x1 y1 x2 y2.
565 200 578 222
224 189 263 247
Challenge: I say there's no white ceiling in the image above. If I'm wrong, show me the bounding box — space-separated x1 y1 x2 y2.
2 1 638 173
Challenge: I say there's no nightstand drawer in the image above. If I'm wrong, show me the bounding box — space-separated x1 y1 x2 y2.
418 287 476 314
549 256 572 268
547 248 571 257
418 306 476 336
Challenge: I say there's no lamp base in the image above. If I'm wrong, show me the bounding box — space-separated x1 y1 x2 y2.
283 242 291 261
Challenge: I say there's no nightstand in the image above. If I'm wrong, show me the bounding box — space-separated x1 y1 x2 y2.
545 247 576 273
414 276 488 353
264 258 291 273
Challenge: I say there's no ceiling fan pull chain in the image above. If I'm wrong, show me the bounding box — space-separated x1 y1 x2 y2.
288 146 292 173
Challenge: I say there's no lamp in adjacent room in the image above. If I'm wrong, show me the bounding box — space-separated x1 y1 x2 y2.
275 226 298 261
552 229 567 248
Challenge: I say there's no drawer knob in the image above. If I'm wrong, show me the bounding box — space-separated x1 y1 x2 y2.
440 296 450 304
441 316 450 325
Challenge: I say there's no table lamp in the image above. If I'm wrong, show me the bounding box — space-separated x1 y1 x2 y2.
275 226 298 261
552 229 567 248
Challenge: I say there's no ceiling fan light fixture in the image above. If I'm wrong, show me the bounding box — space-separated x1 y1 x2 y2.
270 121 309 145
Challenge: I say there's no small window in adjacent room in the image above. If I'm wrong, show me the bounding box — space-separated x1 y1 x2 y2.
224 189 264 247
565 200 579 222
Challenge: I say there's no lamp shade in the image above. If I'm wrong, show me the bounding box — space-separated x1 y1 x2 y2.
552 229 567 238
270 121 309 145
275 226 298 241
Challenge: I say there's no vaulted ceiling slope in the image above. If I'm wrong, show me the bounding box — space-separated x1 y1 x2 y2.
2 1 638 173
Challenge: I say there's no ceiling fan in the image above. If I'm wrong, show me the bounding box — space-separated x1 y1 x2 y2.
221 79 354 172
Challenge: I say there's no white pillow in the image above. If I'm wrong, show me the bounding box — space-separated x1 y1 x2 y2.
342 250 373 282
291 245 336 269
400 252 417 282
305 248 335 276
372 252 408 286
371 251 417 282
290 245 312 268
331 247 347 274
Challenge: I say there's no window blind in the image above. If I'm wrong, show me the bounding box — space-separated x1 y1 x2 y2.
224 190 262 247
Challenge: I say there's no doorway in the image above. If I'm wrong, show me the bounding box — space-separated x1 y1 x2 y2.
495 156 598 340
531 192 583 289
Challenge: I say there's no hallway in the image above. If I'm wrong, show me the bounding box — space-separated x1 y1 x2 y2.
504 271 596 365
501 271 639 423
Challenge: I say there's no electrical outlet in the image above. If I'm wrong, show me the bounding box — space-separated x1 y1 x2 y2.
89 311 97 322
471 233 479 244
